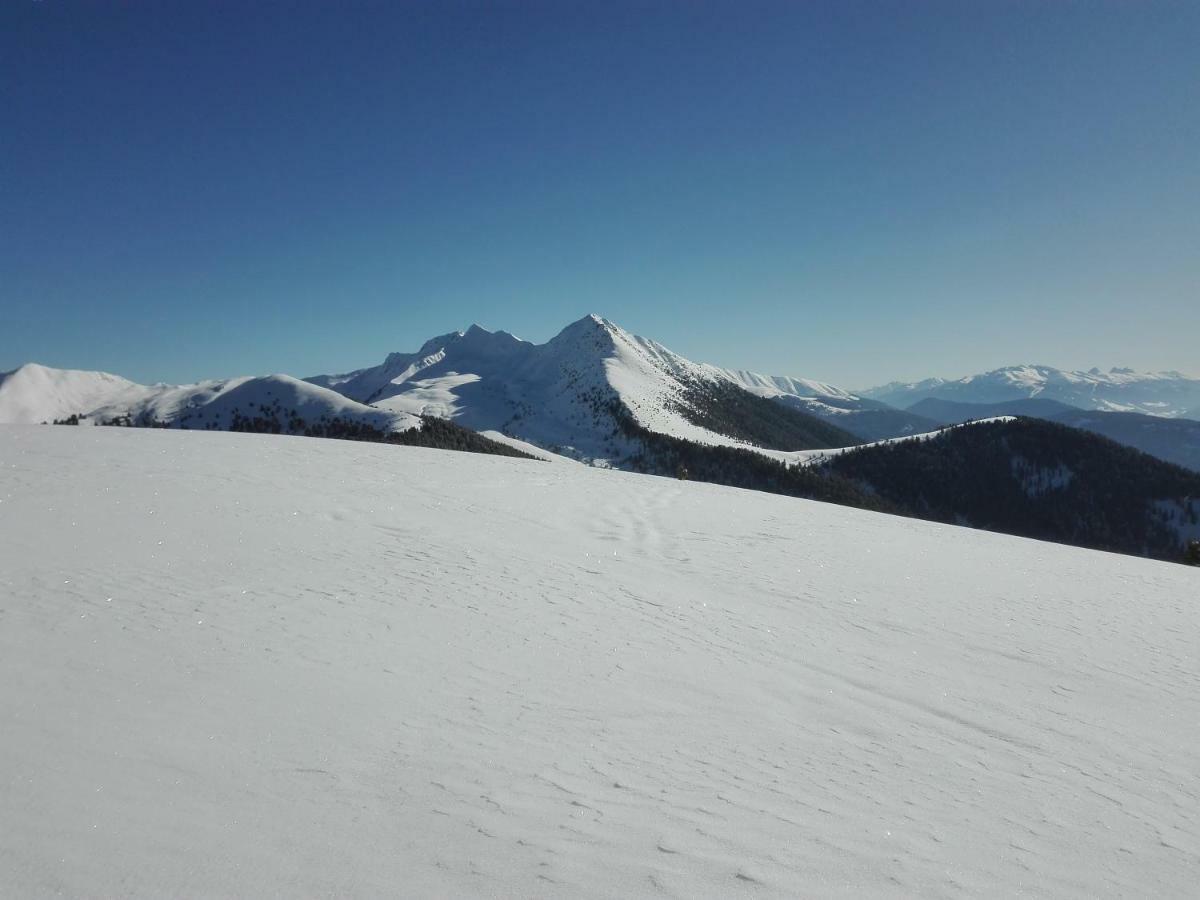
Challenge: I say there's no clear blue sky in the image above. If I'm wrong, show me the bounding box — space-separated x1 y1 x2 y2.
3 1 1197 389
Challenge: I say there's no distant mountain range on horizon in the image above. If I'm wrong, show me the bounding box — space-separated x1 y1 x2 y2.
860 363 1200 418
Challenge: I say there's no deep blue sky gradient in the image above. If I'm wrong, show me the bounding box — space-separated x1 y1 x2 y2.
3 1 1197 388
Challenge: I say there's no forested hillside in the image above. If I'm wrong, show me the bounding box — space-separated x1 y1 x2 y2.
826 418 1200 563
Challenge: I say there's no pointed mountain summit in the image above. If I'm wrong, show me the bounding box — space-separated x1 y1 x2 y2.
306 314 861 463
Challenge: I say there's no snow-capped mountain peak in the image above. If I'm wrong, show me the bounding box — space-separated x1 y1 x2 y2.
305 315 859 462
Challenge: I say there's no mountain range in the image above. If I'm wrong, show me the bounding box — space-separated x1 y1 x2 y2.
862 364 1200 418
0 363 419 433
3 314 1199 562
0 316 871 458
0 364 546 459
7 315 1195 465
305 314 865 461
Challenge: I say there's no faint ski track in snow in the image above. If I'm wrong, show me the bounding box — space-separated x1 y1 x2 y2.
0 425 1197 898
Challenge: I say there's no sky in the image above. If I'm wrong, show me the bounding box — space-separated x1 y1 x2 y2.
2 1 1197 390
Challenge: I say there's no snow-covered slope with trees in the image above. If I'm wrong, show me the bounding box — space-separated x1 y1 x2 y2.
1 425 1197 898
0 363 152 425
0 363 420 434
863 365 1200 418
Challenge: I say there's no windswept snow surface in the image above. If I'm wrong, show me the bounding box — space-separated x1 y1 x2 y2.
2 426 1198 898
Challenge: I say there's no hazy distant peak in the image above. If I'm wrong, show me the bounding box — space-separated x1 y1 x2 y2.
863 364 1200 418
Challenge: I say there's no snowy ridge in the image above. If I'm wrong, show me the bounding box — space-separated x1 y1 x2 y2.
782 416 1018 466
90 373 421 433
2 425 1197 898
589 316 748 444
0 363 420 434
0 363 152 425
863 365 1200 417
715 369 860 403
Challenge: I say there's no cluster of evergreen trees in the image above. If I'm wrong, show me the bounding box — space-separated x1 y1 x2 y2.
88 406 538 460
99 413 171 428
389 416 537 458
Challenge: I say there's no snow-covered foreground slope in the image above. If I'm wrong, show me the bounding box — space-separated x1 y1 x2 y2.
2 426 1197 898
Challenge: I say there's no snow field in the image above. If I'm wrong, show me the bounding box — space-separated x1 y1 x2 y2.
0 425 1197 898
